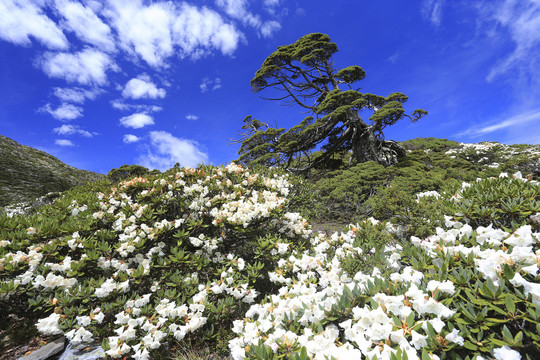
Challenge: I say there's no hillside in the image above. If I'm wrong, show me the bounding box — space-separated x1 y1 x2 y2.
1 139 540 360
0 135 104 207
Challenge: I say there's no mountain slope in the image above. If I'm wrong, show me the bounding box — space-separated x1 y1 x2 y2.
0 135 104 207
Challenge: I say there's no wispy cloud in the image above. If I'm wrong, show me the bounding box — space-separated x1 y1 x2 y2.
40 48 118 85
459 108 540 138
53 124 95 137
138 131 208 171
55 139 74 146
200 77 222 93
0 0 282 155
482 0 540 83
215 0 281 37
216 0 261 27
186 114 199 121
122 74 166 99
111 100 163 113
53 87 101 104
123 134 141 143
0 0 68 49
119 113 155 129
260 21 281 38
54 0 115 52
421 0 445 27
40 103 83 121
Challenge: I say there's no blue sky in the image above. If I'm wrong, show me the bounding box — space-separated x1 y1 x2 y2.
0 0 539 174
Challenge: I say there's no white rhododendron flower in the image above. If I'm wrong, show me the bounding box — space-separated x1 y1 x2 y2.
493 345 521 360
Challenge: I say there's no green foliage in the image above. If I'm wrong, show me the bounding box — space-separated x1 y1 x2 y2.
2 139 540 360
0 164 312 357
340 221 395 277
310 161 390 220
107 164 153 183
291 140 540 229
366 185 445 239
443 175 540 231
237 33 426 172
234 172 540 360
0 135 104 207
400 137 461 152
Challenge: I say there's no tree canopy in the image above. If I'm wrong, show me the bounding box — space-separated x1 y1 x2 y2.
235 33 427 173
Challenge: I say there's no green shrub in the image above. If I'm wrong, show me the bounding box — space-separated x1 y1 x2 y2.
311 161 391 221
0 164 312 358
107 164 154 183
442 174 540 231
401 137 461 152
366 185 445 239
232 173 540 360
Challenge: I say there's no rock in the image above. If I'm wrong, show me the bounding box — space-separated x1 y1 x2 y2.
57 342 106 360
17 337 65 360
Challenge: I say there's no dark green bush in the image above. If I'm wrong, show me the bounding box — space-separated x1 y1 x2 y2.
107 164 153 183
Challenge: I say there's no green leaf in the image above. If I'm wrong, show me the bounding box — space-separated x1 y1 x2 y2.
514 331 523 346
502 325 513 343
464 341 478 351
490 338 509 347
101 338 110 351
505 294 516 314
502 263 515 280
406 312 415 327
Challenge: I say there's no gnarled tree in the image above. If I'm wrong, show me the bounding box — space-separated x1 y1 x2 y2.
235 33 427 173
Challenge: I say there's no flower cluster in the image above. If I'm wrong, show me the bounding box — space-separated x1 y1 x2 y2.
230 172 539 360
0 164 312 359
230 225 460 360
2 165 538 359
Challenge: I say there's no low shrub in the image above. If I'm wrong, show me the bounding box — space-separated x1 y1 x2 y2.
1 161 540 360
231 173 540 360
0 164 312 358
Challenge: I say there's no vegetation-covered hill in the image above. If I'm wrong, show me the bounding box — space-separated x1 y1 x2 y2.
0 135 104 207
1 138 540 360
297 138 540 229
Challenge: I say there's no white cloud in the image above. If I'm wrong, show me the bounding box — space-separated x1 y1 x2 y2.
54 0 115 52
186 114 199 121
53 87 100 103
104 0 244 66
215 0 281 37
123 134 140 143
264 0 280 6
172 3 244 59
111 100 163 113
421 0 444 27
55 139 74 146
0 0 68 49
41 103 83 120
53 124 94 137
138 131 208 171
122 75 166 99
200 77 222 93
262 0 280 16
460 108 540 137
40 48 118 85
119 113 155 129
483 0 540 82
104 0 174 67
260 20 281 38
215 0 260 27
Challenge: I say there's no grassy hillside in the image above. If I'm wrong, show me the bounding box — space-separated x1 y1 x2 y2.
0 135 104 207
1 138 540 360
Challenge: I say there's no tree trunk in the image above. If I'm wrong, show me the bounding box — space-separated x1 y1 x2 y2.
350 114 405 166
